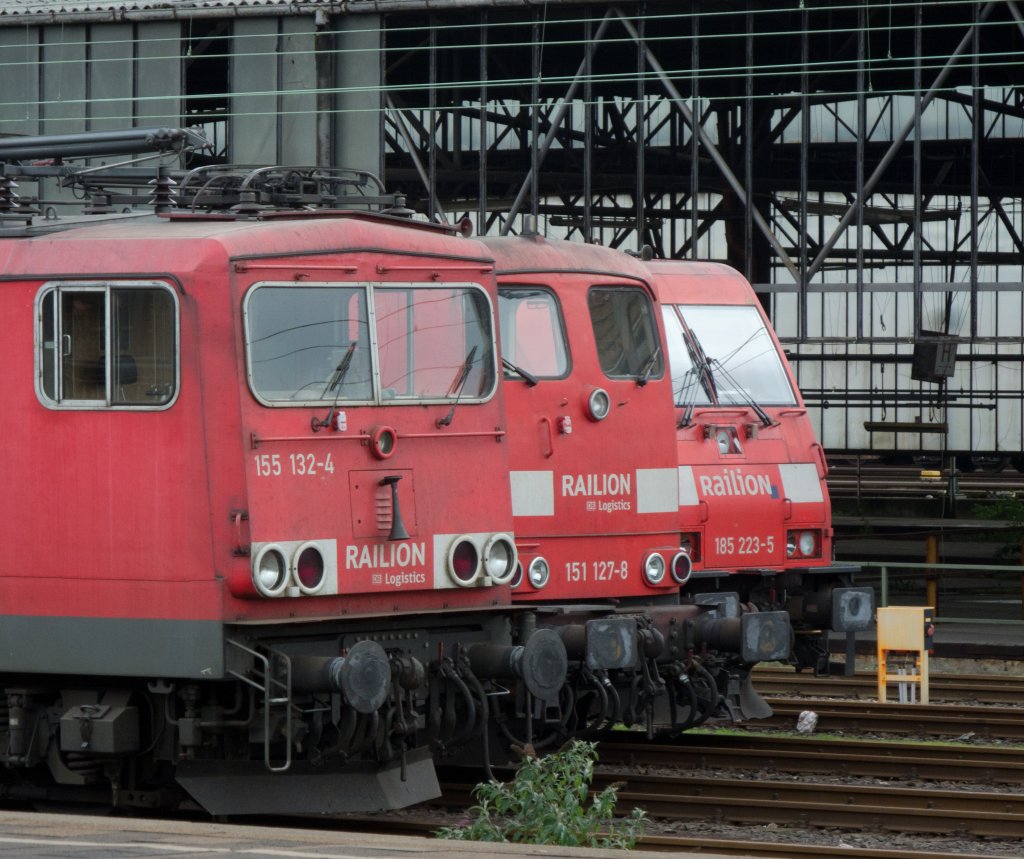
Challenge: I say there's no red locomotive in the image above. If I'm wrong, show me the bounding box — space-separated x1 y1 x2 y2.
0 129 577 815
485 232 792 725
646 259 872 670
0 128 866 817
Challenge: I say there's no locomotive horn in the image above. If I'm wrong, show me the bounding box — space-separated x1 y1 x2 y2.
379 475 410 541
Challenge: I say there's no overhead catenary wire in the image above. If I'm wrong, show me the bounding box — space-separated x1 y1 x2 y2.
3 11 1017 69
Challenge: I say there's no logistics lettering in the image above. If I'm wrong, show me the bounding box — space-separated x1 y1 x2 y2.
382 571 427 587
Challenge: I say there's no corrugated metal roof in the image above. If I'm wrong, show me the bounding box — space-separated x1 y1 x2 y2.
0 0 538 24
0 1 332 21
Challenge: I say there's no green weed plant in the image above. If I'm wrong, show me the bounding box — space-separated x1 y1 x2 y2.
435 739 646 848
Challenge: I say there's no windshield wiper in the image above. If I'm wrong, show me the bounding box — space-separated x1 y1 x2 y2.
320 342 357 399
678 402 696 429
709 358 775 428
437 345 478 428
311 342 357 432
682 326 717 402
636 346 661 387
502 357 539 387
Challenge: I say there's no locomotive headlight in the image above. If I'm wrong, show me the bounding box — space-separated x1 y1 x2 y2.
715 429 731 455
483 534 518 584
448 537 481 586
293 543 326 594
786 533 798 558
585 386 611 421
369 424 397 460
527 557 550 589
642 552 666 586
670 550 693 585
786 530 821 558
679 532 701 562
798 530 819 557
253 545 289 597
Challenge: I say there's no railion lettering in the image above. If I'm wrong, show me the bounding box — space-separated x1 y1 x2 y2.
698 469 777 498
561 472 631 497
345 541 427 570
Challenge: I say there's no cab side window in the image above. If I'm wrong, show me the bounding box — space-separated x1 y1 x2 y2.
587 287 663 380
497 287 570 379
38 283 178 408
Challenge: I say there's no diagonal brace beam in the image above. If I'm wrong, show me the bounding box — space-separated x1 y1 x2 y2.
384 93 447 224
614 8 800 282
500 9 614 234
806 1 997 280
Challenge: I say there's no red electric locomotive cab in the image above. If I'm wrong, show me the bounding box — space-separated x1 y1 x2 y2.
646 259 873 671
485 231 792 727
486 231 682 600
0 129 569 815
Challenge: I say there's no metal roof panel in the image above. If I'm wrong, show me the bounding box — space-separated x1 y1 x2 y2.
0 1 320 19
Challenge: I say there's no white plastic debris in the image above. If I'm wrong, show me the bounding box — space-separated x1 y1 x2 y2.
796 710 818 734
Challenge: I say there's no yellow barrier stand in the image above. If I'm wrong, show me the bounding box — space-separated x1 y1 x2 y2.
877 606 935 704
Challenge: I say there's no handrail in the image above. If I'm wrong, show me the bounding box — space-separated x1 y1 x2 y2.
226 639 293 772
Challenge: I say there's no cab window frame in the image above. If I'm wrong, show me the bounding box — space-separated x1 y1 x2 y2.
35 280 180 411
497 284 572 382
586 285 665 382
244 280 499 408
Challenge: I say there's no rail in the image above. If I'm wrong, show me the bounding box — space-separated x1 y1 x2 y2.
849 558 1024 624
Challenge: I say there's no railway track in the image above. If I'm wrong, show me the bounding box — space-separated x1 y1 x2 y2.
322 813 1011 859
753 668 1024 705
440 768 1024 837
286 724 1024 858
752 697 1024 739
430 734 1024 854
598 734 1024 785
433 723 1024 838
827 462 1024 501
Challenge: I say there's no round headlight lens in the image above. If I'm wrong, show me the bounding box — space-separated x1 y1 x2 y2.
449 538 480 585
483 535 517 584
586 387 611 421
253 545 289 597
643 552 666 586
799 531 818 557
670 550 692 585
527 557 550 589
294 544 326 593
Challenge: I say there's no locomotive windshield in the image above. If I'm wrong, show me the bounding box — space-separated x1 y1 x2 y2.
245 282 496 405
587 287 663 381
662 304 797 407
